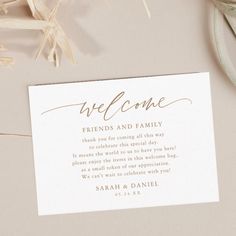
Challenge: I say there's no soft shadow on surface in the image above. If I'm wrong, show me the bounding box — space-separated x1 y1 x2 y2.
59 0 103 56
0 30 40 58
205 0 219 66
0 4 39 58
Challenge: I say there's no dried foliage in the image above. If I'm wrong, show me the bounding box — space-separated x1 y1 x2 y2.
212 0 236 86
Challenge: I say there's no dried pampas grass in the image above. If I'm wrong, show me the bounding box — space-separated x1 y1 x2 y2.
0 0 76 67
0 0 151 67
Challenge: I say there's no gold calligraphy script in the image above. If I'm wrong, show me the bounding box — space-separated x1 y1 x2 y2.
41 91 192 121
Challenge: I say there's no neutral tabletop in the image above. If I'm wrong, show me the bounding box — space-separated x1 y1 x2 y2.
0 0 235 235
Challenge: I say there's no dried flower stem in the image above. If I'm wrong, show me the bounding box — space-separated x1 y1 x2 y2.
0 18 54 30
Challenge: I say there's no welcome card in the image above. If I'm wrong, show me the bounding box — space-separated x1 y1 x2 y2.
29 72 219 215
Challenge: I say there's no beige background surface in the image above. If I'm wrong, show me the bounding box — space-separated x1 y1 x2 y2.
0 0 235 235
